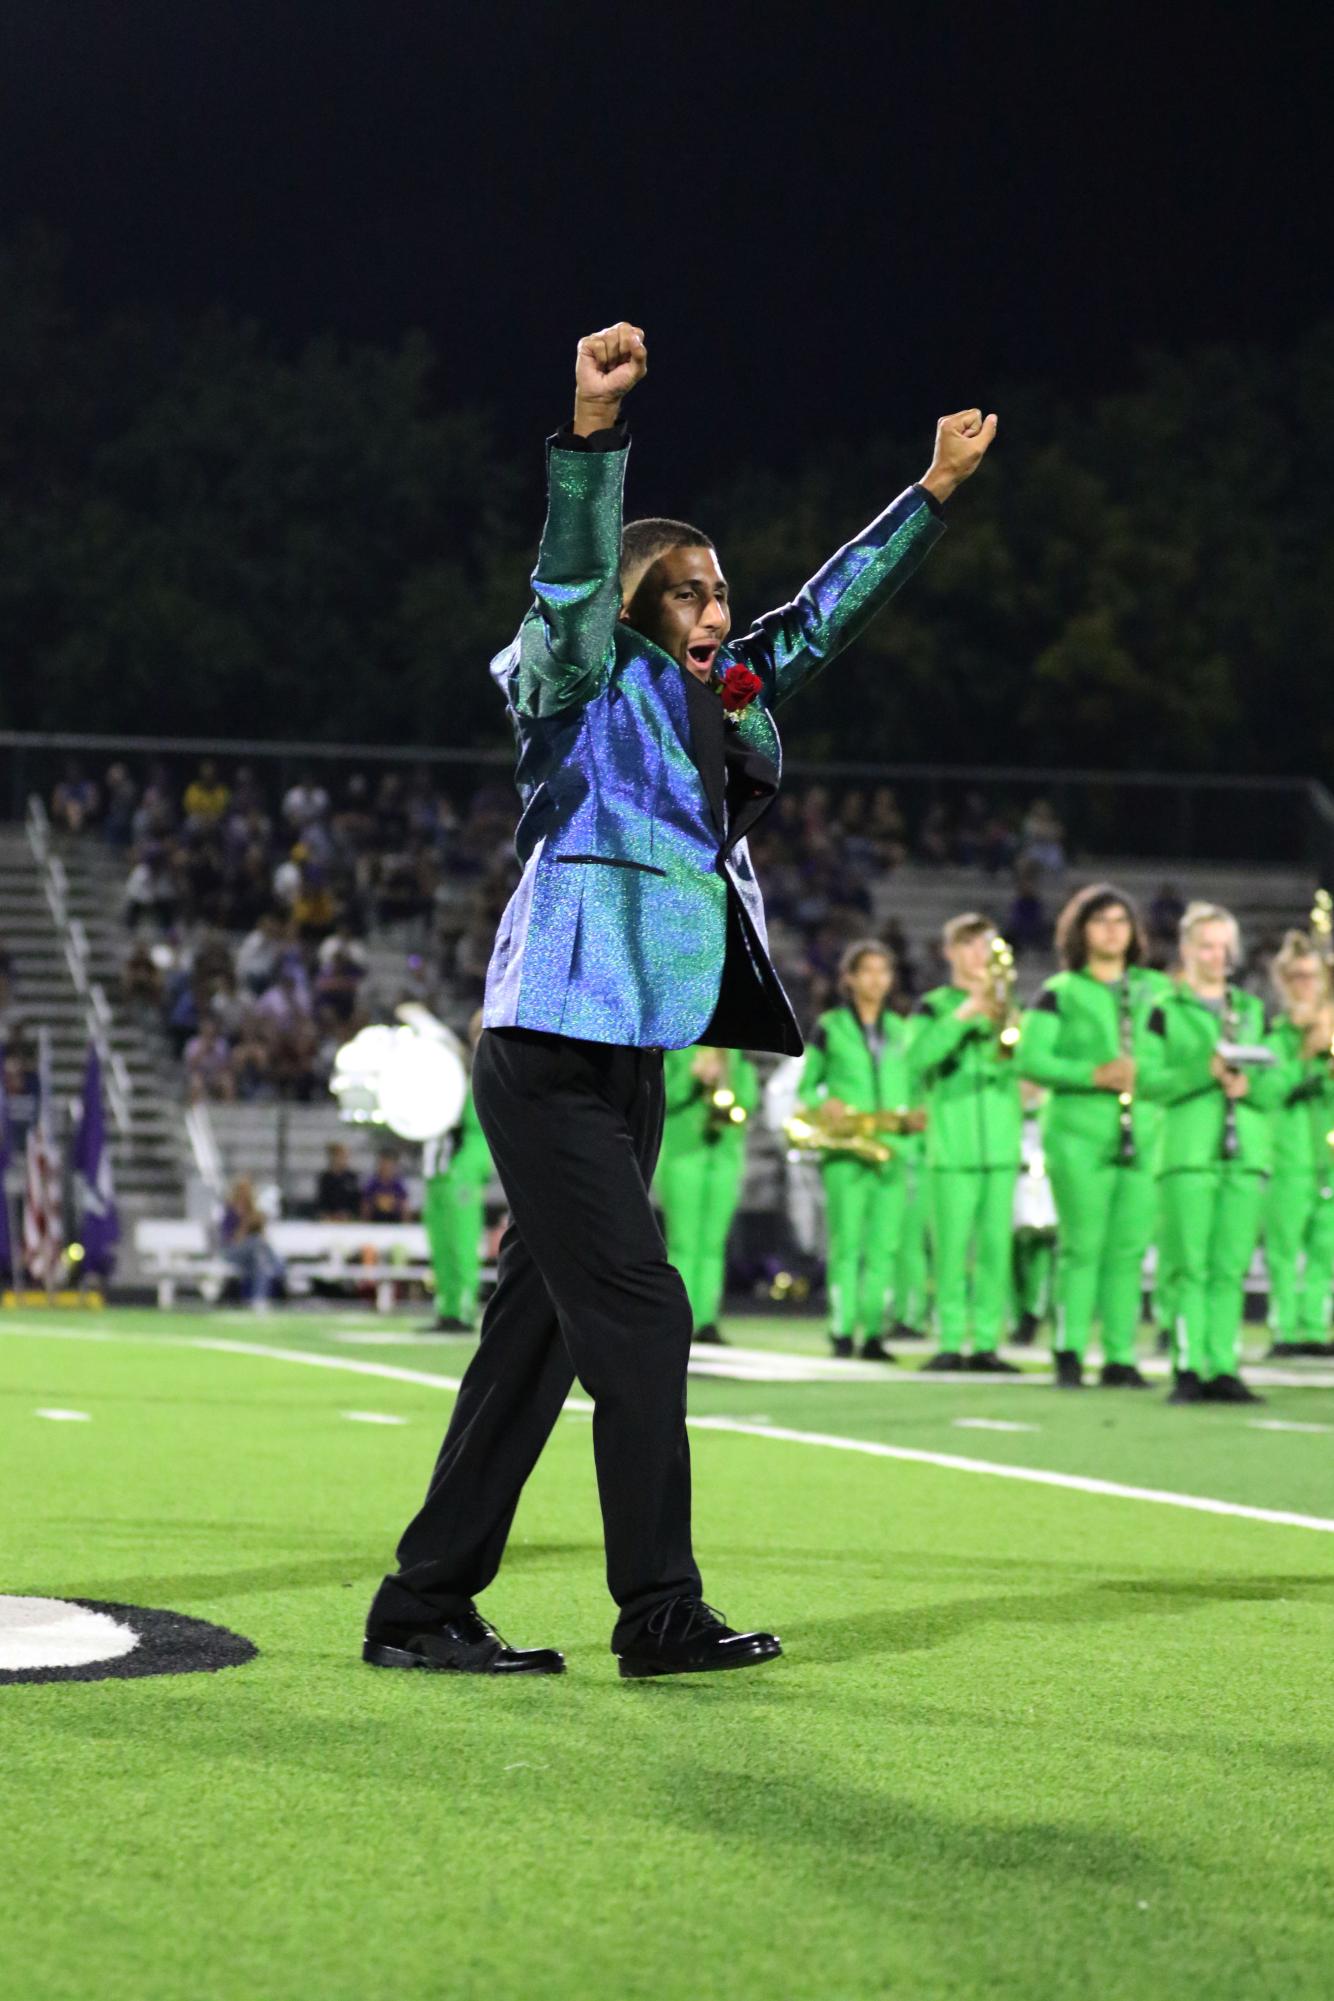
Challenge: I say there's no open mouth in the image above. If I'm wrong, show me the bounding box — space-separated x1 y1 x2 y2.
687 643 719 671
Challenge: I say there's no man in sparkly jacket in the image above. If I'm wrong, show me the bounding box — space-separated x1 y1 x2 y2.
366 322 996 1679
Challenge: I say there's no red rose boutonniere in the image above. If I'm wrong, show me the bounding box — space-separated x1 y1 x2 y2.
714 662 763 716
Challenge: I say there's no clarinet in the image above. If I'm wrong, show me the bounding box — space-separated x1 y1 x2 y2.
1220 985 1241 1162
1116 974 1137 1165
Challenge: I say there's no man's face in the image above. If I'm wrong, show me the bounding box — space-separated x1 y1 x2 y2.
1085 904 1133 962
620 545 732 679
947 931 994 986
1184 920 1232 987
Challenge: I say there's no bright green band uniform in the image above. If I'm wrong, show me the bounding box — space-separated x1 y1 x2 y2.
1264 1015 1334 1344
1018 965 1172 1364
423 1088 493 1323
1149 985 1304 1379
799 1005 915 1340
910 986 1021 1354
656 1048 758 1333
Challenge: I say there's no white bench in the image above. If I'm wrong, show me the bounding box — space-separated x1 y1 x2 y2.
136 1218 440 1313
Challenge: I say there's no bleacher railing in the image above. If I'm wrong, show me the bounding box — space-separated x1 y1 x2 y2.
26 796 133 1137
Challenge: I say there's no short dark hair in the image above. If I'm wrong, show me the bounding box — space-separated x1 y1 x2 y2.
619 517 714 585
1055 883 1145 970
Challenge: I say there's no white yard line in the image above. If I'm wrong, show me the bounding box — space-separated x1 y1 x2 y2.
1249 1420 1333 1435
953 1418 1041 1433
342 1410 409 1425
34 1408 92 1422
5 1324 1334 1536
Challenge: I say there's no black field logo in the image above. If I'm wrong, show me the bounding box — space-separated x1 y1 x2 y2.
0 1596 257 1685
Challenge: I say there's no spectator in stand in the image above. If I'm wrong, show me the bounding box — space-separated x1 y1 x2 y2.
1019 797 1067 876
316 1141 363 1220
866 785 908 871
334 773 377 854
918 800 953 865
220 1176 284 1308
50 759 99 833
3 1048 39 1153
102 763 138 847
0 939 13 1021
282 770 330 834
1148 882 1186 968
955 790 990 868
272 842 306 913
120 940 164 1016
124 845 178 931
981 808 1017 876
226 843 277 933
132 763 177 845
315 925 368 1021
255 969 311 1038
183 1018 235 1103
183 759 230 830
236 913 285 995
291 856 338 941
362 1148 411 1222
1005 863 1050 956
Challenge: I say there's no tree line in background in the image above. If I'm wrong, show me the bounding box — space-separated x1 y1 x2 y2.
3 224 1332 774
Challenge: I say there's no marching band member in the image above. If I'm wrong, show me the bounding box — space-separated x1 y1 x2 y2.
1017 886 1171 1388
1263 931 1334 1357
910 914 1022 1373
656 1045 758 1346
421 1011 493 1333
797 940 920 1360
1149 902 1308 1405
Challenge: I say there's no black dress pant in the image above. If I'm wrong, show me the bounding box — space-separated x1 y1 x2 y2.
367 1026 702 1650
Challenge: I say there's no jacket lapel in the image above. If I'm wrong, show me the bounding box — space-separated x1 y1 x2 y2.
682 666 727 837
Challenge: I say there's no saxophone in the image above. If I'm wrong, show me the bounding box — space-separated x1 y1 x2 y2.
990 936 1021 1057
1116 973 1137 1166
1220 984 1241 1162
705 1082 749 1143
784 1103 916 1167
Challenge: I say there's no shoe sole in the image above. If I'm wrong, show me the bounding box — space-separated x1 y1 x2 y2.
616 1642 783 1681
361 1641 566 1675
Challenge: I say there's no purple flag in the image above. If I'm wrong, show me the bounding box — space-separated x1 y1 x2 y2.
72 1044 118 1280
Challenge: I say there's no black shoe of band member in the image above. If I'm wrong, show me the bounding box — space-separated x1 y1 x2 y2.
1265 1341 1308 1360
920 1350 965 1372
1012 1312 1040 1347
422 1314 475 1334
892 1321 927 1342
830 1334 854 1358
1201 1373 1266 1406
1154 1327 1172 1354
968 1350 1021 1374
860 1336 899 1363
363 1608 565 1675
1100 1362 1151 1388
692 1323 728 1346
1053 1349 1084 1389
1167 1369 1205 1405
617 1598 782 1679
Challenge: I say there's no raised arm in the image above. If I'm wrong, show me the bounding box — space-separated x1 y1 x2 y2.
503 323 648 718
732 408 997 709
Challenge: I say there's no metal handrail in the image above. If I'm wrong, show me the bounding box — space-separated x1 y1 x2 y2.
25 795 132 1137
184 1100 225 1197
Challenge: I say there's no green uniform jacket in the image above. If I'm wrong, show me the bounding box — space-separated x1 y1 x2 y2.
909 986 1022 1170
798 1005 916 1122
1149 985 1301 1174
659 1048 759 1159
1268 1016 1334 1174
1018 966 1174 1157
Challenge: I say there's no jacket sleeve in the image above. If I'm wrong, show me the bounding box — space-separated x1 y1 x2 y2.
1249 1026 1308 1113
729 486 945 710
500 433 629 719
1017 988 1099 1091
1140 1006 1214 1105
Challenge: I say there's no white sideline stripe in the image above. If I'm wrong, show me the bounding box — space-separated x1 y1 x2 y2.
5 1326 1334 1536
35 1408 91 1422
1249 1420 1334 1435
342 1410 409 1426
953 1418 1040 1434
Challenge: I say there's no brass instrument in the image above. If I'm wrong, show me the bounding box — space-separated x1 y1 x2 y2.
989 935 1021 1056
1115 973 1137 1166
705 1082 749 1143
784 1102 917 1168
1220 983 1242 1162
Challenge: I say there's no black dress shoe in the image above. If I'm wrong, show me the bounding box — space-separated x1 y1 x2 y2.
1265 1341 1308 1359
1201 1373 1266 1406
692 1323 728 1345
1101 1362 1151 1388
859 1336 899 1362
1012 1312 1040 1347
920 1350 964 1372
830 1334 854 1358
1167 1369 1205 1405
617 1599 782 1680
968 1350 1021 1374
892 1321 927 1342
363 1608 565 1675
1053 1348 1084 1389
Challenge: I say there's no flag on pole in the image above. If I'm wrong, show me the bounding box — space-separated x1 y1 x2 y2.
72 1043 119 1280
0 1047 12 1278
23 1027 64 1289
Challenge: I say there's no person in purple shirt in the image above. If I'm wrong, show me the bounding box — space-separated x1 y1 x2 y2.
361 1150 410 1223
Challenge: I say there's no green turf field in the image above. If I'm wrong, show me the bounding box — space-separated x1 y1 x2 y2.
3 1310 1333 2001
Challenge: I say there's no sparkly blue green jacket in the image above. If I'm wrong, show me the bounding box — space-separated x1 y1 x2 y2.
482 433 944 1049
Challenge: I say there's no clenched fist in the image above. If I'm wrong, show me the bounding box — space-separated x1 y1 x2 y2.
919 408 999 505
573 322 647 435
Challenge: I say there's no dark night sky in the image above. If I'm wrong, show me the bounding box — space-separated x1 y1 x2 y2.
2 1 1331 495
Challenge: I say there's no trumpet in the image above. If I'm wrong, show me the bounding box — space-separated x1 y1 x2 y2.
784 1103 917 1167
989 935 1022 1057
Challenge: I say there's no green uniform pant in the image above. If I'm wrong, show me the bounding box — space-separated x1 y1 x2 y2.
423 1173 486 1322
657 1145 745 1331
821 1155 906 1338
1265 1169 1334 1341
894 1159 930 1330
1045 1142 1156 1364
1013 1227 1055 1323
1151 1182 1178 1333
1159 1167 1267 1379
928 1167 1018 1354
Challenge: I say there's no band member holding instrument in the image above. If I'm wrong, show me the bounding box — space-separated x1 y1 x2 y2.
421 1011 493 1333
910 913 1023 1373
366 321 992 1679
797 939 923 1360
1263 930 1334 1357
1149 902 1306 1406
656 1045 758 1346
1017 886 1172 1388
